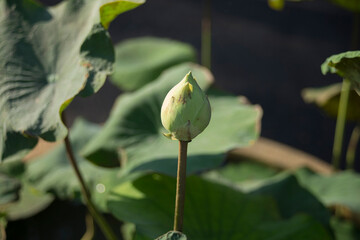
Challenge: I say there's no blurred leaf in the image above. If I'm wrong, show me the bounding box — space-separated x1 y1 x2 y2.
134 234 152 240
2 182 53 220
322 51 360 95
295 168 360 213
111 37 196 91
26 118 117 210
248 214 332 239
155 231 187 240
0 159 53 220
250 175 331 228
100 0 145 29
302 83 360 122
0 174 21 205
0 159 26 178
327 0 360 12
83 63 262 176
207 163 331 229
107 173 332 239
331 217 360 240
211 161 279 183
0 0 141 162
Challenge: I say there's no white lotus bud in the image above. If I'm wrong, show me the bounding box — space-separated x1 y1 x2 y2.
161 72 211 141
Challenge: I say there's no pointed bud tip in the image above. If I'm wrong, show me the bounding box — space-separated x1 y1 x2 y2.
184 82 193 93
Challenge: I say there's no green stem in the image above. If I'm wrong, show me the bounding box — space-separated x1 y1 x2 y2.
346 125 360 170
332 79 351 169
334 12 360 169
173 140 189 232
201 0 212 70
62 113 117 240
81 213 95 240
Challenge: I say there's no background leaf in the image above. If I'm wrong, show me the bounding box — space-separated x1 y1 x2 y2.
250 175 331 228
107 173 332 239
83 63 262 176
302 83 360 122
110 37 197 91
295 168 360 214
0 160 53 220
0 174 21 206
205 161 331 229
207 161 280 183
2 183 53 221
26 118 117 212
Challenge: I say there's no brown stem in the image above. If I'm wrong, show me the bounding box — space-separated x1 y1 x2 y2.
173 140 189 232
61 113 117 240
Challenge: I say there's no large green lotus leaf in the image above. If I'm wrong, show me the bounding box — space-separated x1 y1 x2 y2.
0 0 144 163
322 51 360 95
110 37 197 91
83 63 262 176
302 83 360 122
205 163 331 229
295 168 360 213
248 214 332 239
26 118 118 208
250 175 331 229
107 173 332 240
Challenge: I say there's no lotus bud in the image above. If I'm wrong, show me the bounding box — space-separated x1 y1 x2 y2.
161 71 211 141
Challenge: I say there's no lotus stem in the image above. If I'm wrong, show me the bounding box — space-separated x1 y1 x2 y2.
332 79 351 169
173 140 189 232
62 113 117 240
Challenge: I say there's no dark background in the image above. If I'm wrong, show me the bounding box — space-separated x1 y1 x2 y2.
68 0 354 164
